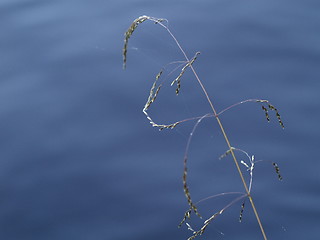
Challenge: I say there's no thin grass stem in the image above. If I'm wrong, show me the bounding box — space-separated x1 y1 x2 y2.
153 19 268 240
121 16 284 240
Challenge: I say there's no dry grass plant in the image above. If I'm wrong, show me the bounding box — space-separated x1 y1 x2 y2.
123 15 284 240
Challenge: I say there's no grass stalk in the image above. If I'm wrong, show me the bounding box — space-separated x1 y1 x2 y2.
157 19 268 240
123 16 284 239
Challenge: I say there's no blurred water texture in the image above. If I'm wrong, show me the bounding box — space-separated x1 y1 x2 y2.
0 0 320 239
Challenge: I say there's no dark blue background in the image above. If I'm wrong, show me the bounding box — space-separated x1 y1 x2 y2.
1 0 319 239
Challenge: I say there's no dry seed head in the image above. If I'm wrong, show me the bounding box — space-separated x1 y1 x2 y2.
239 201 246 222
178 209 192 228
219 147 235 160
182 163 202 218
272 162 283 181
267 103 285 129
123 16 168 69
142 69 181 130
187 211 223 240
257 100 284 128
143 70 162 113
171 52 200 95
123 16 150 69
261 105 270 122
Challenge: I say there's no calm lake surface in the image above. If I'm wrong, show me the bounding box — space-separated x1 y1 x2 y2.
1 0 320 239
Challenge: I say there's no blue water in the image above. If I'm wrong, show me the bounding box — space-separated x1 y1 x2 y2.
1 1 320 239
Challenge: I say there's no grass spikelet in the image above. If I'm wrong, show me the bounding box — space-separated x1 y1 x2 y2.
178 209 192 228
239 201 246 222
186 194 246 240
143 69 163 112
261 105 270 122
123 15 150 69
268 104 285 129
187 211 223 240
257 100 284 129
180 114 210 222
171 52 200 95
219 147 236 160
182 160 202 218
272 162 283 181
142 69 181 130
157 122 180 130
